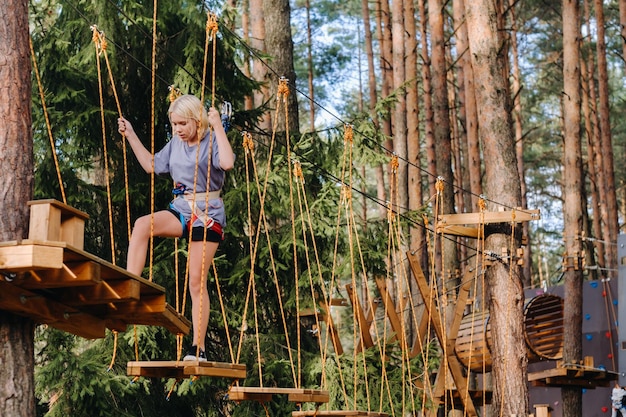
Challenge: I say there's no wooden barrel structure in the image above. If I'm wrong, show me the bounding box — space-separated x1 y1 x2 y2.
454 294 563 373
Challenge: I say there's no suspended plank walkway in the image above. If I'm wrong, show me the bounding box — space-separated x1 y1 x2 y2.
0 199 189 339
228 386 329 404
292 411 388 417
528 356 617 388
127 360 247 379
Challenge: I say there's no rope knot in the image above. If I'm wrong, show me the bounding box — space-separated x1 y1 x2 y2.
390 154 399 174
277 77 290 101
293 160 304 183
206 12 219 39
242 131 254 153
478 196 486 212
168 85 182 103
344 124 353 144
435 176 444 193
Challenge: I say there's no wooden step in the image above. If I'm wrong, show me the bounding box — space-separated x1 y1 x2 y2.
292 411 388 417
127 360 246 379
228 386 329 403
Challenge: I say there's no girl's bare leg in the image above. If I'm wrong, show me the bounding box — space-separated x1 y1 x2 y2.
187 240 219 351
126 210 182 275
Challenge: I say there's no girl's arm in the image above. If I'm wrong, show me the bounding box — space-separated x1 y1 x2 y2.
118 117 155 173
208 108 235 171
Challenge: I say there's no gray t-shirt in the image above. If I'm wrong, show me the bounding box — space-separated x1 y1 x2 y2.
154 131 226 227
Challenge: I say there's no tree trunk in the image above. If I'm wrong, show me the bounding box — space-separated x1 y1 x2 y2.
562 1 584 416
0 0 36 416
375 0 392 217
580 56 602 281
241 0 254 111
582 0 606 275
418 0 437 208
391 0 407 215
593 0 618 271
464 0 527 415
305 0 315 131
250 0 271 130
508 0 532 286
620 0 626 69
428 0 457 285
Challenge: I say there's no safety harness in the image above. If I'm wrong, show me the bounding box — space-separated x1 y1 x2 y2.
172 183 223 237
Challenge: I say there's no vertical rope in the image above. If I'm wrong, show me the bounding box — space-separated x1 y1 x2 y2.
91 27 116 265
30 35 66 204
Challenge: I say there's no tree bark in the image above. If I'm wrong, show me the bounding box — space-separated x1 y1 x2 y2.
428 0 457 285
464 0 527 415
593 0 618 271
0 0 36 416
250 0 271 130
562 1 584 416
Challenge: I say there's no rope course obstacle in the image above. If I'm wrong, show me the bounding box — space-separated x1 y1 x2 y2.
0 199 189 339
19 3 622 416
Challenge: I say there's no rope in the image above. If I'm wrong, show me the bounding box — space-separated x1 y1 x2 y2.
148 0 158 282
91 27 117 265
29 35 67 204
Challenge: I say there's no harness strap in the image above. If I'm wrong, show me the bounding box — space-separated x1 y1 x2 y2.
182 190 222 227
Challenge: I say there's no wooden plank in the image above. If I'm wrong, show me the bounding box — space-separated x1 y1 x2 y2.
437 209 540 226
438 225 481 238
228 386 329 403
106 300 190 335
28 199 89 221
13 261 101 288
0 281 105 338
127 360 246 379
319 301 343 355
57 279 141 306
0 244 64 272
345 283 374 351
293 411 388 417
374 276 404 345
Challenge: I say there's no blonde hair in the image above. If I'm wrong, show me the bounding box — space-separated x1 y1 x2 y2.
168 94 210 140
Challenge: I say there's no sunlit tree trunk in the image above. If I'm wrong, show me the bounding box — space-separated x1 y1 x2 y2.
464 1 527 415
392 0 407 215
250 0 271 130
263 0 300 134
593 0 618 271
241 0 253 111
454 0 481 213
404 0 422 347
507 0 532 286
375 0 391 217
580 52 602 280
620 0 626 66
0 1 35 416
582 0 606 275
305 0 315 131
418 0 436 205
428 0 457 286
562 1 584 416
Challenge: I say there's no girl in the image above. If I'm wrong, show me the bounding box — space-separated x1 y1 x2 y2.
118 94 235 361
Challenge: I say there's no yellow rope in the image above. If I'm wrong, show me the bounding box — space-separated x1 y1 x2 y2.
30 35 67 204
107 330 118 371
91 27 117 266
148 0 158 282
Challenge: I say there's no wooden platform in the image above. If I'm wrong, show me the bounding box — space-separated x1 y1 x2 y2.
292 411 388 417
127 360 247 379
0 239 190 338
228 386 329 403
528 360 617 388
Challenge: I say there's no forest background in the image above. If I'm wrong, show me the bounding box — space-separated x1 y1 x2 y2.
3 0 626 416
